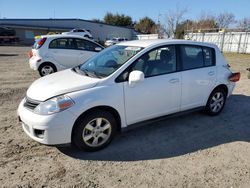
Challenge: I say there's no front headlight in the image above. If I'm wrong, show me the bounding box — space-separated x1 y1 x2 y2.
34 95 74 115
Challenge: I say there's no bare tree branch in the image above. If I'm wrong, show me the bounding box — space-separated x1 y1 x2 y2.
237 17 250 31
216 12 235 29
164 6 187 38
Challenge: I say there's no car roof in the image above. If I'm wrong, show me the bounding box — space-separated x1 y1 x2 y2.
40 34 103 47
117 39 217 49
41 34 86 39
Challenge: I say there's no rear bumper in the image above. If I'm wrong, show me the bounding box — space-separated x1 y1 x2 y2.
227 82 235 97
29 57 41 70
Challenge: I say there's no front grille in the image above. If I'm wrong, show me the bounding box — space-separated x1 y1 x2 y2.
23 97 40 110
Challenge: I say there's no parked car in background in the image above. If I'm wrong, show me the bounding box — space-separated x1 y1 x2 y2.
0 27 16 36
18 39 240 151
105 37 128 46
0 27 19 44
28 35 104 76
62 29 93 39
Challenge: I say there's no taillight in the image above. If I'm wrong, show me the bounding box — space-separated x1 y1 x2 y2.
27 50 33 58
36 38 47 49
229 72 240 82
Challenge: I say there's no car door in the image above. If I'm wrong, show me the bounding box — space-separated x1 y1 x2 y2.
48 38 79 68
121 45 181 125
180 45 217 111
75 39 103 64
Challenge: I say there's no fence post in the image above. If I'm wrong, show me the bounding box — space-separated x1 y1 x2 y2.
220 32 225 52
243 32 248 54
237 33 242 53
202 32 205 42
246 32 250 53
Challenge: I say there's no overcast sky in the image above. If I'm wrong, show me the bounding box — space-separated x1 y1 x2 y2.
0 0 249 22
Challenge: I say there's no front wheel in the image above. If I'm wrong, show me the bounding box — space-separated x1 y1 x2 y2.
72 110 117 151
205 88 226 116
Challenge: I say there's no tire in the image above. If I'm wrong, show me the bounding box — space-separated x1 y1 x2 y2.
205 88 227 116
72 110 117 151
38 63 57 77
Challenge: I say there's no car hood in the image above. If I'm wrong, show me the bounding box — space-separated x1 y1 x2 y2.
26 69 100 101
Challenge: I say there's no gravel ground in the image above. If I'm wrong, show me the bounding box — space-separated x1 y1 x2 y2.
0 46 250 188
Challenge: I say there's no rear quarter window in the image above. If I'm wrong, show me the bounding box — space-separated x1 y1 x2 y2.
203 47 215 67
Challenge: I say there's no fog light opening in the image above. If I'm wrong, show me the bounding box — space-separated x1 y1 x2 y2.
34 129 45 139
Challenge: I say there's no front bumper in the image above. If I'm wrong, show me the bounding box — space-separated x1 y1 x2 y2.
17 99 77 145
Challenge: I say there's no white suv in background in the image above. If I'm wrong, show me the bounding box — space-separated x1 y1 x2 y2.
62 29 93 39
29 35 104 76
105 37 128 46
18 39 240 151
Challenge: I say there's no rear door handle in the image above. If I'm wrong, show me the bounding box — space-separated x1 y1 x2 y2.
208 71 215 76
169 78 180 83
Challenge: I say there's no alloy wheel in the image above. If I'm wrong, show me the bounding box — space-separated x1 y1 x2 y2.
82 118 112 147
210 92 225 113
41 65 54 76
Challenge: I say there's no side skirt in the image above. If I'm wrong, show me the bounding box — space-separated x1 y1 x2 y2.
121 107 205 132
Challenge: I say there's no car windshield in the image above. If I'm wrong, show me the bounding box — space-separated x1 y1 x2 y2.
76 45 143 78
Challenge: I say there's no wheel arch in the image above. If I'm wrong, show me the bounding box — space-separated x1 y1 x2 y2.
212 84 228 96
206 84 229 105
71 105 122 141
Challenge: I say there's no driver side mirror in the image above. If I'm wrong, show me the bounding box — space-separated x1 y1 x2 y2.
128 70 145 87
95 47 102 52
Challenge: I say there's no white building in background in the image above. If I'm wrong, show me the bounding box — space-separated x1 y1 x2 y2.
0 18 137 45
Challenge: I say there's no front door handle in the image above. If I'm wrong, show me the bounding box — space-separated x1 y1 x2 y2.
208 71 215 76
169 78 180 83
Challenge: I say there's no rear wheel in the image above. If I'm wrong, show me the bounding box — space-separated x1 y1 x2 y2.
72 110 117 151
205 88 226 116
38 63 57 77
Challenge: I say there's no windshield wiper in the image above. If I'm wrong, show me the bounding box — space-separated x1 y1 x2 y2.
84 69 103 78
74 66 103 78
73 66 87 76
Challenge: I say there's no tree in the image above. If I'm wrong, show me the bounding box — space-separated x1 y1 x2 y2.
103 12 132 27
134 17 157 34
238 17 250 31
216 12 235 29
164 6 187 38
92 18 103 23
175 19 194 39
196 18 218 32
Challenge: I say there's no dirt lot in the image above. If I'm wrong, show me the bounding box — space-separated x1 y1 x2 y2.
0 46 250 188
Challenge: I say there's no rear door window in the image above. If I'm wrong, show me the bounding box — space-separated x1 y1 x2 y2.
180 45 215 70
180 45 203 70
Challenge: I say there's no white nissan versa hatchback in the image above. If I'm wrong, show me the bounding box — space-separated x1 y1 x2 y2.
18 39 240 151
29 35 104 76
